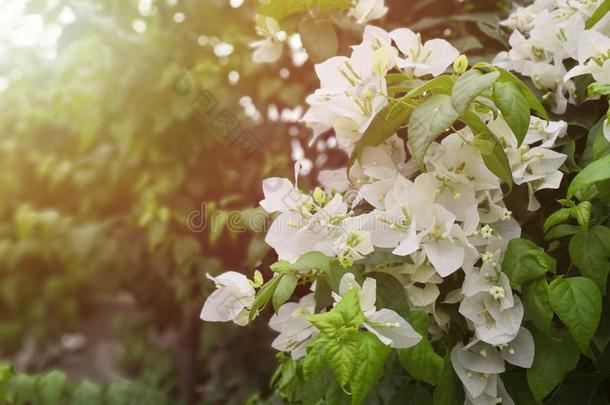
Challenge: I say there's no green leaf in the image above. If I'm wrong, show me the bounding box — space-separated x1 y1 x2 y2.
350 97 413 167
545 224 581 241
406 74 454 98
390 385 434 405
543 208 571 233
586 0 610 29
323 262 351 292
549 277 602 352
37 371 67 405
461 110 513 188
568 154 610 199
327 333 360 387
546 374 606 405
350 332 391 405
271 251 330 274
451 69 499 114
272 273 299 311
503 372 541 405
70 380 102 405
570 201 592 230
569 227 610 292
249 275 283 321
397 310 443 385
314 275 333 313
398 337 443 385
493 81 531 145
587 82 610 97
523 279 554 336
303 337 329 380
299 18 338 63
408 94 459 166
371 273 410 317
308 288 365 335
502 238 555 287
433 355 462 405
475 63 548 119
527 330 580 401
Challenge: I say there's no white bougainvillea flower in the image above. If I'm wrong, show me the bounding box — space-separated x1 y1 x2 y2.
349 0 388 25
302 35 389 149
451 342 507 401
418 205 475 277
565 30 610 84
251 16 285 64
461 293 524 345
498 327 535 368
524 117 568 148
333 216 375 266
259 177 310 213
334 273 421 348
391 28 459 77
464 375 514 405
459 267 524 345
200 272 255 326
425 132 501 192
269 293 319 360
489 117 567 211
529 9 584 61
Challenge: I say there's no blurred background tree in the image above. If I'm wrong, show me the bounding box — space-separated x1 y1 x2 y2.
0 0 512 403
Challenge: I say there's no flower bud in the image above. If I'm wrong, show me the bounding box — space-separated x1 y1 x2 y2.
453 54 469 74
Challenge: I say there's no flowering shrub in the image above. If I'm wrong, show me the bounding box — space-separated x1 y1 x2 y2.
202 1 610 403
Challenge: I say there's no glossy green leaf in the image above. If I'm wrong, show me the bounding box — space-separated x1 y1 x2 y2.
350 97 413 167
493 81 530 145
451 69 499 114
299 18 338 63
475 63 548 119
543 208 571 233
527 330 580 401
308 288 365 335
570 201 592 230
569 227 610 292
249 275 283 321
408 94 459 166
502 238 556 287
303 337 329 380
433 355 462 405
272 273 299 311
350 332 391 405
568 154 610 199
549 277 602 352
461 110 513 188
545 224 581 241
523 279 554 336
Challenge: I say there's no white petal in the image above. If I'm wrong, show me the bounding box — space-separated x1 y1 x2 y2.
423 239 464 277
360 277 378 313
365 308 421 348
501 327 534 368
200 288 253 323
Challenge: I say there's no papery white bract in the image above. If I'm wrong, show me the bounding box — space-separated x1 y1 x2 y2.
200 272 255 326
349 0 388 25
391 28 460 77
269 293 318 359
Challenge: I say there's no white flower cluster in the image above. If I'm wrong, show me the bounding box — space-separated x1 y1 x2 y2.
204 24 569 404
252 0 388 64
303 25 459 153
494 0 610 114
